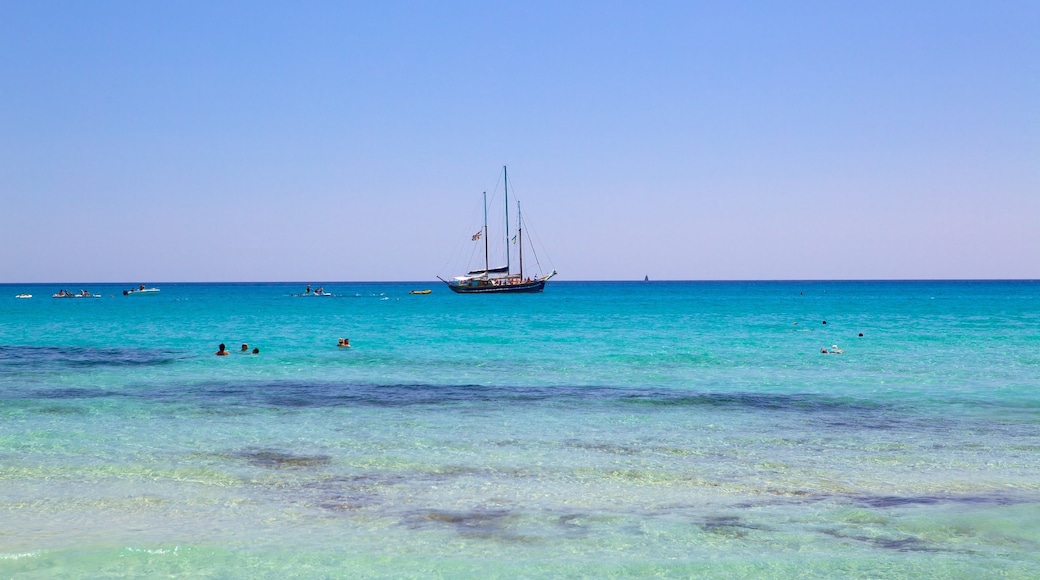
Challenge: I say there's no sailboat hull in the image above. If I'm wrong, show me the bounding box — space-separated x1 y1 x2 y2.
446 280 546 294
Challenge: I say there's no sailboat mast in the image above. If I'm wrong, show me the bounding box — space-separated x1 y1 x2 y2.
483 191 489 277
504 165 510 274
518 200 523 280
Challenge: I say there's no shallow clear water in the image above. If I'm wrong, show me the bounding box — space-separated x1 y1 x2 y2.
2 281 1039 577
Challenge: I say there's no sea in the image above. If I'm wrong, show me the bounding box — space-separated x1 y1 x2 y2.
1 280 1039 578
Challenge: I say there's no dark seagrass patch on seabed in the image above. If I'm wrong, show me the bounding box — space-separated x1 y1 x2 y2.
853 492 1023 509
564 440 645 455
34 404 91 415
237 448 332 469
156 382 604 415
699 515 775 539
400 507 604 543
820 527 939 553
176 382 629 410
556 513 595 538
3 387 120 409
143 382 919 415
619 390 922 432
732 490 1032 513
33 387 118 399
293 470 504 514
0 345 187 371
402 508 525 540
619 391 886 414
295 474 411 512
260 382 588 408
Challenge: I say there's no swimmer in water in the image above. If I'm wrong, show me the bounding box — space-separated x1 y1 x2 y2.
216 343 230 356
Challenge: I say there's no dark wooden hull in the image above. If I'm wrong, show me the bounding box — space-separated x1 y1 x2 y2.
446 280 546 294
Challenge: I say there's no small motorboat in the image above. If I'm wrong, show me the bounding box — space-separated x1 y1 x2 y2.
409 289 432 295
15 293 32 299
124 285 160 296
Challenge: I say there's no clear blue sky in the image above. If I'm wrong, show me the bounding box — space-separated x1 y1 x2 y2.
1 1 1037 282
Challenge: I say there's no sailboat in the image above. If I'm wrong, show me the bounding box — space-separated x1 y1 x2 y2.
438 167 557 294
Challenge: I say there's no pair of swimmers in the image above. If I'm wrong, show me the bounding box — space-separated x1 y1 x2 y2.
338 338 350 348
216 343 259 355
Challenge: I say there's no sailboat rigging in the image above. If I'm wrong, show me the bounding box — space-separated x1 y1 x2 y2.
438 166 557 294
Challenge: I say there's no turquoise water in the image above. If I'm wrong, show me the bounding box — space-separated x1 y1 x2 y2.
2 281 1039 578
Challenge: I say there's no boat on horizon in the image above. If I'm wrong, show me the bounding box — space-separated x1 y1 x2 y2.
53 289 100 299
409 289 432 295
294 285 332 297
438 166 556 294
124 285 160 296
